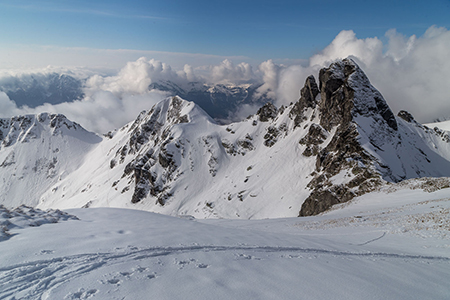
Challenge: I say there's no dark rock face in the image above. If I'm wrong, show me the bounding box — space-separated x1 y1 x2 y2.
398 110 415 123
298 59 392 216
374 96 398 130
257 102 278 122
299 124 326 146
299 124 327 157
290 75 319 127
263 126 280 147
299 190 339 217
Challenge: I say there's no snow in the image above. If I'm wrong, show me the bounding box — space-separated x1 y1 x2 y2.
425 120 450 131
1 186 449 299
0 113 102 208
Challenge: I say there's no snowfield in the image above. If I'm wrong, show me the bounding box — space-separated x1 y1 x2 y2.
1 184 449 299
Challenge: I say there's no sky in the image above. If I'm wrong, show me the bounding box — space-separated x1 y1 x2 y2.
0 0 448 69
0 0 449 133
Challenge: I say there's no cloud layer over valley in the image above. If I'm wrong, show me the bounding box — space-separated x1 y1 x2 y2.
0 26 449 134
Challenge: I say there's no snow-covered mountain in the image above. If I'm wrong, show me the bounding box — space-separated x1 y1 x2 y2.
0 73 84 107
0 113 102 207
1 58 450 218
149 80 270 121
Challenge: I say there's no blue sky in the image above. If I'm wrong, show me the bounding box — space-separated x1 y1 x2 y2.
0 0 449 68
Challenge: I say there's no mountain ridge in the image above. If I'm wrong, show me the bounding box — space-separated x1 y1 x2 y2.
1 58 450 218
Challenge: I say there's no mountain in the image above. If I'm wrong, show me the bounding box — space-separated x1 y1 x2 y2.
149 80 270 121
0 113 102 207
1 58 450 218
0 73 84 107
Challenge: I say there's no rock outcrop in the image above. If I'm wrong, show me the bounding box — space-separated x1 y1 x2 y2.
299 59 408 216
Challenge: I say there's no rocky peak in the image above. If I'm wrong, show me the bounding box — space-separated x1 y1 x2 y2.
256 102 278 122
0 113 89 148
289 75 319 127
110 96 204 205
397 110 415 123
318 58 397 132
299 59 399 216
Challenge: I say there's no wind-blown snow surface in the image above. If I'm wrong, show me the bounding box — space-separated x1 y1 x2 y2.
1 187 449 299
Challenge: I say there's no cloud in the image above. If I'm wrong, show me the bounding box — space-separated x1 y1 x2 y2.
1 26 449 135
273 26 450 123
0 88 167 134
0 92 21 116
254 60 281 100
309 30 384 68
85 58 180 96
378 26 450 122
209 60 256 84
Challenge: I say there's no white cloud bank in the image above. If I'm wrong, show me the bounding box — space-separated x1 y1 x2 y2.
278 25 450 123
0 90 168 134
0 25 449 134
304 25 450 123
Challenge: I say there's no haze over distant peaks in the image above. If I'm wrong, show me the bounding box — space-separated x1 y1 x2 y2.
0 73 84 107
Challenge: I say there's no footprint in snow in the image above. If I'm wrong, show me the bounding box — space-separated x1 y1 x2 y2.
235 253 261 260
65 288 98 299
106 278 120 285
37 249 54 255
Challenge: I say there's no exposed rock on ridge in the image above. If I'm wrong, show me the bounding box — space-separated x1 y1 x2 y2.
289 75 319 127
299 58 417 216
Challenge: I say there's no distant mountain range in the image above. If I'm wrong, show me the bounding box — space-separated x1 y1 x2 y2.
149 80 270 121
1 58 449 218
0 72 270 123
0 73 85 107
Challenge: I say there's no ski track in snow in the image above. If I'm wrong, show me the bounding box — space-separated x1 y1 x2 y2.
1 244 449 299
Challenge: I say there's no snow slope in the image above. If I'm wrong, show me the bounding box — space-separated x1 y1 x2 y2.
0 113 102 207
1 186 449 299
425 119 450 131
